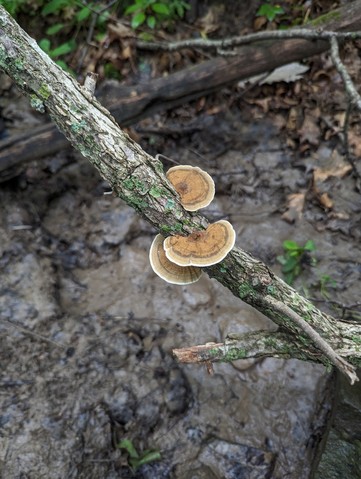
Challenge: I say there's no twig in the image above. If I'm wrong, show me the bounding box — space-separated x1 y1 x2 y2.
343 101 352 158
173 331 317 364
174 297 359 385
2 318 66 349
329 35 361 110
136 29 361 52
264 295 358 384
342 102 361 183
329 36 361 186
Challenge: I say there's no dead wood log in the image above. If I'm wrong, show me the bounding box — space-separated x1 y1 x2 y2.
0 6 360 383
2 1 361 175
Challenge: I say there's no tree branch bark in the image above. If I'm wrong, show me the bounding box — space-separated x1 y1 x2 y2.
173 330 330 364
0 7 359 383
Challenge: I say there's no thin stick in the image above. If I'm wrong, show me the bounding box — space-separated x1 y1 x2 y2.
329 35 361 110
264 295 358 384
136 29 361 52
2 318 66 349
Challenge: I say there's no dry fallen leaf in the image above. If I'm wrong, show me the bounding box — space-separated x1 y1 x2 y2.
313 161 352 183
312 149 352 211
245 98 270 113
299 108 321 146
282 191 306 223
108 22 135 40
286 106 303 131
347 129 361 157
196 5 224 35
318 192 333 209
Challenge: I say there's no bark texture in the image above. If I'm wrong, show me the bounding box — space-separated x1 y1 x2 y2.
0 6 360 377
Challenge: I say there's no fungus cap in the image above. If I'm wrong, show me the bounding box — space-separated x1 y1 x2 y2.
166 165 215 211
149 234 202 284
163 220 236 267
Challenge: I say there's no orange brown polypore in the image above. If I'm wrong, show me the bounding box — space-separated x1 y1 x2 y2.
163 220 236 267
149 234 202 284
166 165 215 211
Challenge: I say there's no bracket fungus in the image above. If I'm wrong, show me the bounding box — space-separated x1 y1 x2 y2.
149 234 202 285
166 165 215 211
163 220 236 267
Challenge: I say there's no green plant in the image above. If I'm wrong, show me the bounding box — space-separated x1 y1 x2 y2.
277 239 316 285
38 37 76 71
0 0 26 16
0 0 112 72
318 274 337 299
125 0 190 29
40 1 113 70
117 438 161 471
256 1 285 22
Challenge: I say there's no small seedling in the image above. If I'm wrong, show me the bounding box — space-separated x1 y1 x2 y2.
277 239 316 285
125 0 190 30
318 274 337 299
256 1 285 22
117 438 161 471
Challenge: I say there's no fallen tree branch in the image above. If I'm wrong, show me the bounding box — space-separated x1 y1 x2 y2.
136 29 361 53
2 1 361 174
173 330 328 364
0 6 359 383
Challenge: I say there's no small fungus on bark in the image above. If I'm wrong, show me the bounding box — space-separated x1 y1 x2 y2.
164 220 236 267
149 234 202 284
166 165 215 211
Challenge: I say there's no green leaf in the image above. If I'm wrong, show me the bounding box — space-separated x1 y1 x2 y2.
125 4 141 15
97 11 110 26
151 3 170 15
147 15 156 28
2 0 19 16
131 12 146 28
283 240 300 251
41 0 69 16
39 38 51 53
76 6 92 22
131 450 161 469
139 31 155 41
177 3 189 17
175 5 184 17
117 439 139 459
276 255 287 265
304 240 315 251
50 39 76 58
282 257 298 273
256 3 284 22
95 32 107 42
103 62 121 80
46 23 65 35
293 264 301 276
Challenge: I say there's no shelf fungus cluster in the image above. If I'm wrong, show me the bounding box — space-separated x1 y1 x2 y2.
149 165 236 284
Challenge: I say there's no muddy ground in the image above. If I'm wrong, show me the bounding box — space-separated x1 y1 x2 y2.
1 56 361 479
